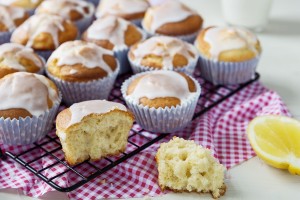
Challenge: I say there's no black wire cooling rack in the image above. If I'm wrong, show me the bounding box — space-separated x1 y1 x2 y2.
0 70 259 192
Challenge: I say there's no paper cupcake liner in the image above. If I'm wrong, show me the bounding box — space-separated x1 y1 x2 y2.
128 54 198 75
0 32 12 45
88 0 100 6
114 47 131 75
130 19 143 28
121 71 201 133
75 12 94 33
0 93 62 145
28 8 35 16
198 54 260 85
46 63 120 106
35 50 53 61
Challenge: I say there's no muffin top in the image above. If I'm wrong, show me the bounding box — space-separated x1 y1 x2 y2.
142 0 203 36
96 0 149 20
0 0 43 9
56 100 129 130
129 36 198 69
10 13 78 50
82 15 143 51
196 26 262 62
0 5 29 32
36 0 94 22
0 72 60 119
47 40 118 82
126 70 197 108
0 43 44 78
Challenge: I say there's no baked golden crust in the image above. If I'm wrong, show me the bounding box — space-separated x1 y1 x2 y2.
82 24 143 50
0 6 29 32
196 27 262 62
8 0 43 9
127 72 197 108
47 54 117 82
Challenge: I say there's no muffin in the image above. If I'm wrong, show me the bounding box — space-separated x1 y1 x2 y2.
128 36 199 75
56 100 134 165
121 70 201 133
35 0 95 33
0 5 29 44
195 26 262 85
142 0 203 42
156 137 226 199
0 0 43 15
96 0 150 26
0 72 61 145
46 40 119 105
10 13 78 60
0 43 45 78
82 15 146 74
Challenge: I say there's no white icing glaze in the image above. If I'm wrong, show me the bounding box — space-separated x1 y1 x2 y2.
204 27 259 60
132 36 197 69
67 100 127 127
86 16 132 50
0 5 27 31
96 0 149 18
128 71 193 104
47 40 114 74
11 13 68 48
0 0 41 6
0 43 43 71
0 72 59 116
36 0 94 21
145 0 196 33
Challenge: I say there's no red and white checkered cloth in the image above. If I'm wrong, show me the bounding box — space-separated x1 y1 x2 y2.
0 81 291 199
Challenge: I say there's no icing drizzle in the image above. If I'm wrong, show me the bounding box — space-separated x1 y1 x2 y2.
0 5 27 31
0 43 43 71
128 71 193 104
0 72 59 117
204 27 259 60
47 40 114 74
96 0 149 18
67 100 127 127
132 36 197 69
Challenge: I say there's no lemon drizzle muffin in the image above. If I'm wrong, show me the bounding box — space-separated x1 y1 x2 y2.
0 72 61 145
128 36 198 75
195 26 261 85
0 5 29 44
36 0 95 32
56 100 134 165
122 70 201 133
0 43 44 78
142 0 203 42
96 0 150 26
82 15 146 74
46 40 119 105
10 13 78 59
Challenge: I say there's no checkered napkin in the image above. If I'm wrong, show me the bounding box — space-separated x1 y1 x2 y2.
0 81 290 199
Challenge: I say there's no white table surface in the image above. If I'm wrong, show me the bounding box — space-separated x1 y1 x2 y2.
1 0 300 199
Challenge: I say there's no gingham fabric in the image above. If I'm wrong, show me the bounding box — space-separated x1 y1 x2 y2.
0 81 290 199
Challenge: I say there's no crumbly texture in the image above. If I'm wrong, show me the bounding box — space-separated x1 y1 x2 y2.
82 24 143 51
156 137 226 199
56 109 134 166
11 21 78 51
196 27 262 62
0 11 29 32
126 72 197 108
7 0 43 9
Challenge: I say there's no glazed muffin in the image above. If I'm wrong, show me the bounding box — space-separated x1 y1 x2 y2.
82 15 145 74
96 0 150 26
46 40 119 105
122 70 201 133
142 0 203 42
36 0 95 32
0 5 29 44
10 13 78 59
0 72 61 145
56 100 134 165
128 36 198 75
195 26 262 85
156 137 226 199
0 0 43 10
0 43 44 78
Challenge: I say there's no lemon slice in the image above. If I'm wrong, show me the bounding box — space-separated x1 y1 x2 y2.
247 115 300 175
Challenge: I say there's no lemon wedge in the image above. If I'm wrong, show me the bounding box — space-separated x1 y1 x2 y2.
247 115 300 175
